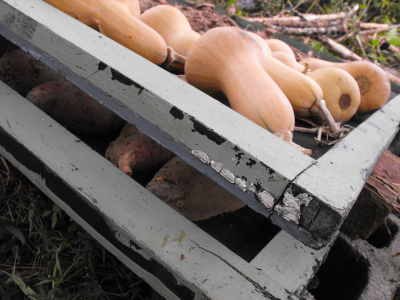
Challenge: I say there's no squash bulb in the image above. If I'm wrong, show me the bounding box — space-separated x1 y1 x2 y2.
185 27 295 134
307 67 361 123
140 5 200 57
300 58 390 114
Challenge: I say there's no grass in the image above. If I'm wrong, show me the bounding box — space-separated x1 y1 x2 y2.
0 157 164 300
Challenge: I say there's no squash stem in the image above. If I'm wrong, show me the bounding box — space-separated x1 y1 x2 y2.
310 99 341 134
274 130 312 156
161 46 186 74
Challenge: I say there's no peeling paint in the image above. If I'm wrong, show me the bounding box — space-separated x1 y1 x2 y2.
297 193 312 206
192 150 210 164
246 158 257 167
170 106 184 120
114 231 153 261
189 117 226 145
274 193 301 224
220 168 235 183
98 61 107 70
110 68 146 95
235 177 247 192
248 183 257 193
257 191 275 209
211 160 223 173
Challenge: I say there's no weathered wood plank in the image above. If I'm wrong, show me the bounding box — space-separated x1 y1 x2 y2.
290 96 400 242
0 0 327 247
0 80 293 300
250 230 334 298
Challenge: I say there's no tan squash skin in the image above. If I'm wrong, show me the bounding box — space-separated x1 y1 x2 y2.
44 0 141 29
307 67 361 123
246 32 272 56
271 51 305 72
185 27 295 134
265 39 296 60
114 0 141 17
44 0 168 65
139 5 201 57
262 56 323 118
300 58 391 114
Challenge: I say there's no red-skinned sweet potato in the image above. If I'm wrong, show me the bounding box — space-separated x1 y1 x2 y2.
106 123 175 176
146 156 246 221
26 80 124 137
0 49 63 96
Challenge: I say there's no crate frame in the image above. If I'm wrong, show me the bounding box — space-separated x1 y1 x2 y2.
0 57 332 300
0 0 399 298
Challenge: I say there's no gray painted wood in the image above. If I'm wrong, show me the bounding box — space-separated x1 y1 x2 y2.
296 96 400 210
0 0 327 246
291 95 400 241
0 80 292 299
250 230 334 298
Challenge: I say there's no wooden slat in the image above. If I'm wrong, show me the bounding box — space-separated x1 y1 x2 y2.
0 79 293 300
250 230 334 298
290 96 400 242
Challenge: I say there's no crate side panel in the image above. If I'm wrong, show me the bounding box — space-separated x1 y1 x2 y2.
250 230 334 297
0 79 291 300
294 95 400 211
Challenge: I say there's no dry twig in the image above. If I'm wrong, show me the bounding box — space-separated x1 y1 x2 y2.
0 155 10 185
319 35 363 61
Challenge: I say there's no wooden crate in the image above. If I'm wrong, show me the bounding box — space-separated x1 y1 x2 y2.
0 0 399 299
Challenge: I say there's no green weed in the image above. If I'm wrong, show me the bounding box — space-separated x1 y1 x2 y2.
0 157 164 300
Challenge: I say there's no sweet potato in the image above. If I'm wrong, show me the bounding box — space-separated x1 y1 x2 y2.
146 157 246 221
0 49 63 96
26 80 124 137
106 123 175 176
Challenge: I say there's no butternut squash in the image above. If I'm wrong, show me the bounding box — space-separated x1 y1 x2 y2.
44 0 141 29
44 0 169 66
185 27 294 135
265 39 296 60
271 51 305 73
300 58 391 114
246 32 272 56
261 55 340 133
139 5 201 57
307 67 361 123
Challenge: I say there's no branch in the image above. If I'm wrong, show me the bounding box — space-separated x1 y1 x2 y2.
266 24 347 36
359 24 400 36
244 4 359 26
318 36 363 61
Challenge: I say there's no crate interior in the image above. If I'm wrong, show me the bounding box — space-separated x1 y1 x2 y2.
0 17 398 263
